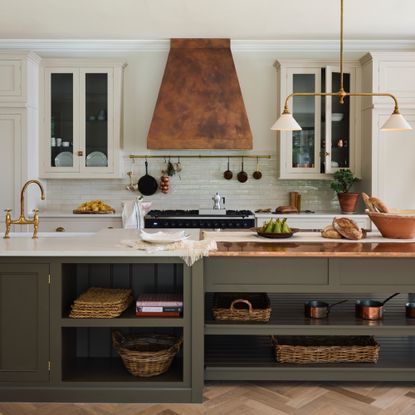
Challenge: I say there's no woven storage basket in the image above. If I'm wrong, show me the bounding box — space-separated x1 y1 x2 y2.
212 293 271 322
112 331 182 377
272 336 379 364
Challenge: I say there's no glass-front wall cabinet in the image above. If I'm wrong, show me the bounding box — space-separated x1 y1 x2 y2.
278 62 359 179
41 61 124 178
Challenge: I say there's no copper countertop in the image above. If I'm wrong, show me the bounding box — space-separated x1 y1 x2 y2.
209 241 415 258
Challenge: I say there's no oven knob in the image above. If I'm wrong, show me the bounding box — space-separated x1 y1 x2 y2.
177 222 183 227
228 222 234 228
214 222 219 228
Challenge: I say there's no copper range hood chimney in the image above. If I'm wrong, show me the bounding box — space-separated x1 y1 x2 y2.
147 39 253 149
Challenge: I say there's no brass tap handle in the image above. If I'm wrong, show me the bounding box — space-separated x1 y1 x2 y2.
4 209 12 239
32 209 39 239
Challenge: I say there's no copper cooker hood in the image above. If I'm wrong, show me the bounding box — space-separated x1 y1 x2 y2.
147 38 253 149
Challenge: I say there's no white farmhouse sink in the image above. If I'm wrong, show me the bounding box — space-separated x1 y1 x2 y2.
4 232 95 238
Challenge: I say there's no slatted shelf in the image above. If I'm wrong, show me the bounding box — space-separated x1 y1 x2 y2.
61 307 184 327
63 357 183 384
205 293 415 336
205 336 415 381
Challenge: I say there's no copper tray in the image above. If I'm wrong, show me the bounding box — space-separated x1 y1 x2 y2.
252 227 299 239
73 209 115 214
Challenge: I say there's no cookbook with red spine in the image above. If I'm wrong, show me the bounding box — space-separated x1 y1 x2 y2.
136 293 183 307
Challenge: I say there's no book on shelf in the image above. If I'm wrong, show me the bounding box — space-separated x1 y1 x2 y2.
136 306 183 313
136 293 183 307
135 311 181 317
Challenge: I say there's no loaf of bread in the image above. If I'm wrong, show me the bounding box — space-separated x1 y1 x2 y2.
361 192 375 212
369 197 390 213
275 205 298 214
321 225 343 239
332 217 363 240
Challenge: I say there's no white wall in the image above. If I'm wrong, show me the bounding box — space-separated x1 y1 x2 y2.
43 48 341 213
1 0 415 40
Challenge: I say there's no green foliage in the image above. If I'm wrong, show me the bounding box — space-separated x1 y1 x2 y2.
330 169 359 193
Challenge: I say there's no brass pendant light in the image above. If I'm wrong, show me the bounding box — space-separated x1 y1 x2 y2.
271 0 412 132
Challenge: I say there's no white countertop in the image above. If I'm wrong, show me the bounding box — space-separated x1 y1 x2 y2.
0 228 201 257
254 212 367 218
37 210 122 218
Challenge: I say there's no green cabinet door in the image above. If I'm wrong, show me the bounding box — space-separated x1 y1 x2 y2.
0 263 49 382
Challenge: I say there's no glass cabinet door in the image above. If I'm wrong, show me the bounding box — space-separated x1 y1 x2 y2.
323 66 352 174
80 69 113 172
286 69 321 175
47 69 79 172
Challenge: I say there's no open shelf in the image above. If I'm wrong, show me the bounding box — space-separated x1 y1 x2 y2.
63 357 183 383
205 293 415 336
205 335 415 381
62 327 184 383
61 306 184 327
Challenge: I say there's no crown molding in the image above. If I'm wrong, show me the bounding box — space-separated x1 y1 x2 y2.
0 38 414 53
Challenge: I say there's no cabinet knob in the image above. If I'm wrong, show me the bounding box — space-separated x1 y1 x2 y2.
77 150 84 157
55 227 65 232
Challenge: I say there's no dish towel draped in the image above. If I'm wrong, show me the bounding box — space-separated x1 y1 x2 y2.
122 198 146 229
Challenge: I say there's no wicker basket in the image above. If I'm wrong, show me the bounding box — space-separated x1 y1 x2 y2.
272 336 379 364
112 331 182 377
212 293 271 322
69 287 133 319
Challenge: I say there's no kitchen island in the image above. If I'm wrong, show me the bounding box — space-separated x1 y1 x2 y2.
1 229 415 403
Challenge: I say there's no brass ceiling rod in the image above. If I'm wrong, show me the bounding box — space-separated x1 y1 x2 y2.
129 154 271 159
271 0 412 132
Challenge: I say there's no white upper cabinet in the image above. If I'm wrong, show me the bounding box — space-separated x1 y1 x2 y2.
360 52 415 209
40 59 126 179
276 60 361 180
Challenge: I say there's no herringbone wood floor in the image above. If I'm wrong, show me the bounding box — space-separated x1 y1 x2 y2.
2 383 415 415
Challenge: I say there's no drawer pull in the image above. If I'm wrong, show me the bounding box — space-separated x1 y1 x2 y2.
55 227 65 232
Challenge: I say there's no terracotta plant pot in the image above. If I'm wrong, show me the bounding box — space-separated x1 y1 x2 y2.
337 192 359 214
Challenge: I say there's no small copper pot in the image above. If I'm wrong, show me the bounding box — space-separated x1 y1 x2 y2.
304 299 347 319
406 302 415 318
355 293 399 320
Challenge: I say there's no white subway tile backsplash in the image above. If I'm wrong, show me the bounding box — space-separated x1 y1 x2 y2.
45 154 340 212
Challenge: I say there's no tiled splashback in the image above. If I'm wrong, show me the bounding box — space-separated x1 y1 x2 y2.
45 154 339 212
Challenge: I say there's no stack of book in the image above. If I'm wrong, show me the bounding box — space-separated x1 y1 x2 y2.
136 293 183 317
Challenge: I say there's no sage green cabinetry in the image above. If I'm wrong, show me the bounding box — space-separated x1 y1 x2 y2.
0 263 49 383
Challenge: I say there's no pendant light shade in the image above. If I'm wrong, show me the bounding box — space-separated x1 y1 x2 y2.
380 112 412 132
271 112 302 131
271 0 410 135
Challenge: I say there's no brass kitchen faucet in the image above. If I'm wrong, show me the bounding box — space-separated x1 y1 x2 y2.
4 180 46 239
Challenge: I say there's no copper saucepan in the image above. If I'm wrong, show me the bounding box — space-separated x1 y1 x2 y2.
304 299 348 319
355 293 400 320
406 302 415 318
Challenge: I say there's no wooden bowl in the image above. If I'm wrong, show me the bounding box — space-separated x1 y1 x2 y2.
368 211 415 239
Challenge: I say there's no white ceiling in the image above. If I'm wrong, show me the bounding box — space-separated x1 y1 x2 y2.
1 0 414 40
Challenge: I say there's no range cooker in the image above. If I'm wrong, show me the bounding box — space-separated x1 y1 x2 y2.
144 209 255 229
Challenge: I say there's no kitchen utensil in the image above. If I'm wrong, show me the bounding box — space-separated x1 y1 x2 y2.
54 151 73 167
137 160 158 196
86 151 108 167
125 171 136 192
304 299 348 319
174 157 182 180
237 158 248 183
224 157 233 180
356 293 400 320
253 157 262 180
406 303 415 318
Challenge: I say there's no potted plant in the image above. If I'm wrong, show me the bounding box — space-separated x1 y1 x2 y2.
330 169 360 213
